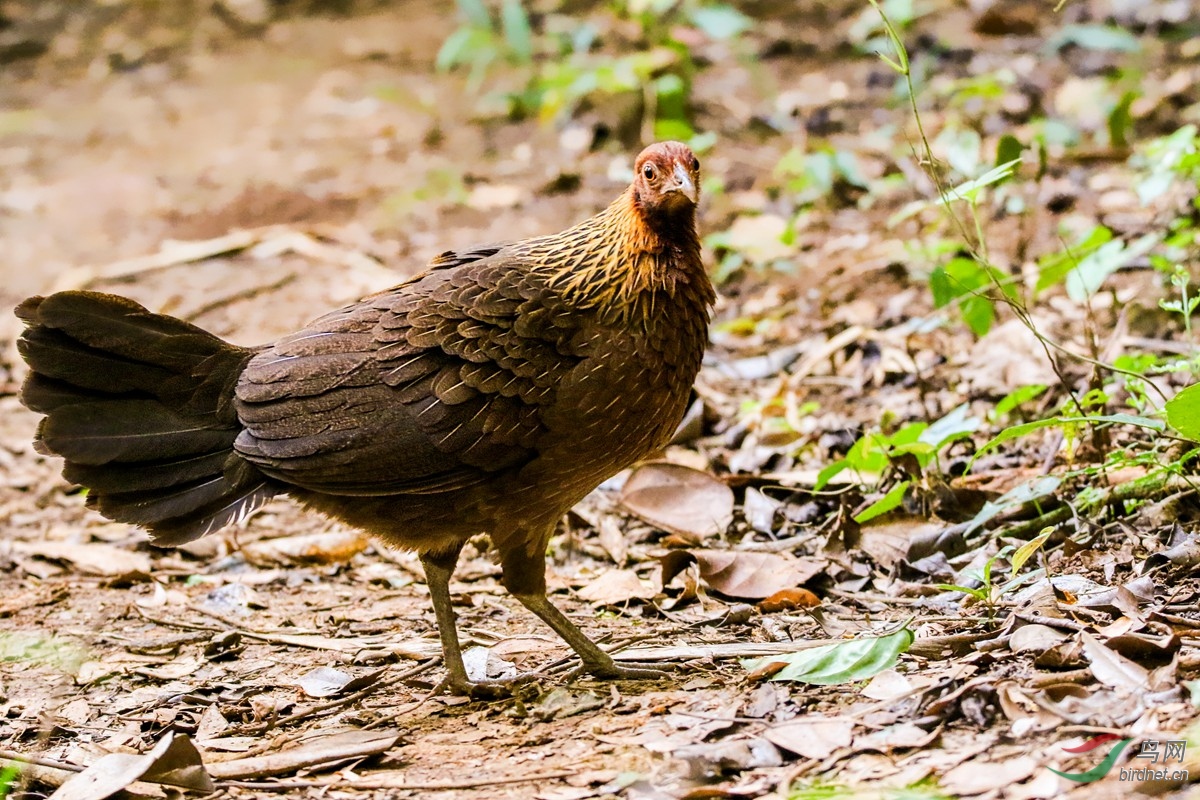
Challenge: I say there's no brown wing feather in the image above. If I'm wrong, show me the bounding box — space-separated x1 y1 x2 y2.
232 249 585 496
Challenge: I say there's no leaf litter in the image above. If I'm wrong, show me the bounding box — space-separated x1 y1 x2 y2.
1 2 1200 799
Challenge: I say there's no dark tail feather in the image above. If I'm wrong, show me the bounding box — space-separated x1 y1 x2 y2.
16 291 280 545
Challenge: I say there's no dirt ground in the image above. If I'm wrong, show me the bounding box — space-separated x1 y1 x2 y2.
3 1 1200 798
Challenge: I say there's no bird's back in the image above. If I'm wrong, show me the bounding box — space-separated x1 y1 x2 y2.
232 227 712 554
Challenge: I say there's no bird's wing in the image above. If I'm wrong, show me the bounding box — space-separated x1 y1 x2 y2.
232 251 586 496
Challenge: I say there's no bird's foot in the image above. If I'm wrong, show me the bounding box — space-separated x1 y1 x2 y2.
570 659 677 683
439 673 541 700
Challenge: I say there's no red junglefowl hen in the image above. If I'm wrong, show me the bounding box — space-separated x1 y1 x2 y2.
16 141 713 695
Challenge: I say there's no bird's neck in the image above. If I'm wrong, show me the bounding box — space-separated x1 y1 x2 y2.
537 189 712 318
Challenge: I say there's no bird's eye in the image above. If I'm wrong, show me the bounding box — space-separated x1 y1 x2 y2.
691 157 700 171
642 164 656 180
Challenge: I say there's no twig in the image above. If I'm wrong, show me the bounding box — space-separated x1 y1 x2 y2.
1027 668 1095 689
0 749 83 773
221 770 575 792
823 588 928 605
180 272 298 322
611 640 843 662
998 472 1192 540
226 660 436 736
50 229 265 292
133 606 223 633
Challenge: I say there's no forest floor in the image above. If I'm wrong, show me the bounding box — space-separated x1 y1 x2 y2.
2 1 1200 799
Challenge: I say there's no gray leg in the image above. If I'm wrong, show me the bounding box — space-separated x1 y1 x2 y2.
420 544 472 695
502 543 670 681
510 591 669 680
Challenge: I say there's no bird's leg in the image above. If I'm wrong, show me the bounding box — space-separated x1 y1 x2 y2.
421 542 538 698
501 545 671 682
419 543 473 695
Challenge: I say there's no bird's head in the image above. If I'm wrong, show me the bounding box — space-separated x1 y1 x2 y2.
631 141 700 224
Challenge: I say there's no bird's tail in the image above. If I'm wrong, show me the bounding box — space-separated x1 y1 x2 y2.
16 291 278 545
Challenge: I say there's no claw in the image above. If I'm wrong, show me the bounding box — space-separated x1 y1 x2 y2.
439 672 541 700
570 659 677 682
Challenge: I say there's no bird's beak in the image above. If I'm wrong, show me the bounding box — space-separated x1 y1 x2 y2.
666 161 698 204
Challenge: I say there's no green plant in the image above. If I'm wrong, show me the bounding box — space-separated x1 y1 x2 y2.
437 0 751 139
937 539 1047 619
774 146 870 207
437 0 533 91
815 405 981 523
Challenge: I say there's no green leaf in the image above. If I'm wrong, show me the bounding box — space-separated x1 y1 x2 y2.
963 475 1060 535
941 159 1021 203
500 0 533 63
456 0 492 29
1064 233 1161 301
1011 529 1052 576
854 480 911 523
1108 91 1137 149
814 459 850 491
1166 383 1200 441
0 763 21 800
993 384 1048 418
960 294 995 336
689 5 751 40
1036 226 1113 294
920 404 981 448
936 582 988 601
436 27 479 72
973 413 1164 462
743 627 914 685
995 134 1024 171
888 159 1021 225
1047 24 1141 53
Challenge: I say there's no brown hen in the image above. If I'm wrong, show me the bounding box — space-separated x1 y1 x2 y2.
16 141 713 694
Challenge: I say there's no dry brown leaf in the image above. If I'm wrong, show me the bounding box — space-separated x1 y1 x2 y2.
1009 624 1069 654
1080 631 1151 691
240 530 370 567
758 587 820 613
857 516 940 570
940 755 1039 796
663 550 823 600
48 733 212 799
13 541 151 577
620 462 733 540
762 715 854 760
575 569 656 605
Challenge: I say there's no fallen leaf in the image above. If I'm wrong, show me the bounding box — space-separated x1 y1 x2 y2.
758 587 821 613
763 715 854 759
293 666 385 698
860 669 915 701
240 530 370 567
663 550 823 600
672 737 782 777
621 463 734 540
463 645 518 682
49 733 212 799
723 214 795 263
1080 631 1151 691
743 627 914 684
941 755 1039 796
532 688 606 721
13 541 150 577
576 569 657 605
1009 624 1069 654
